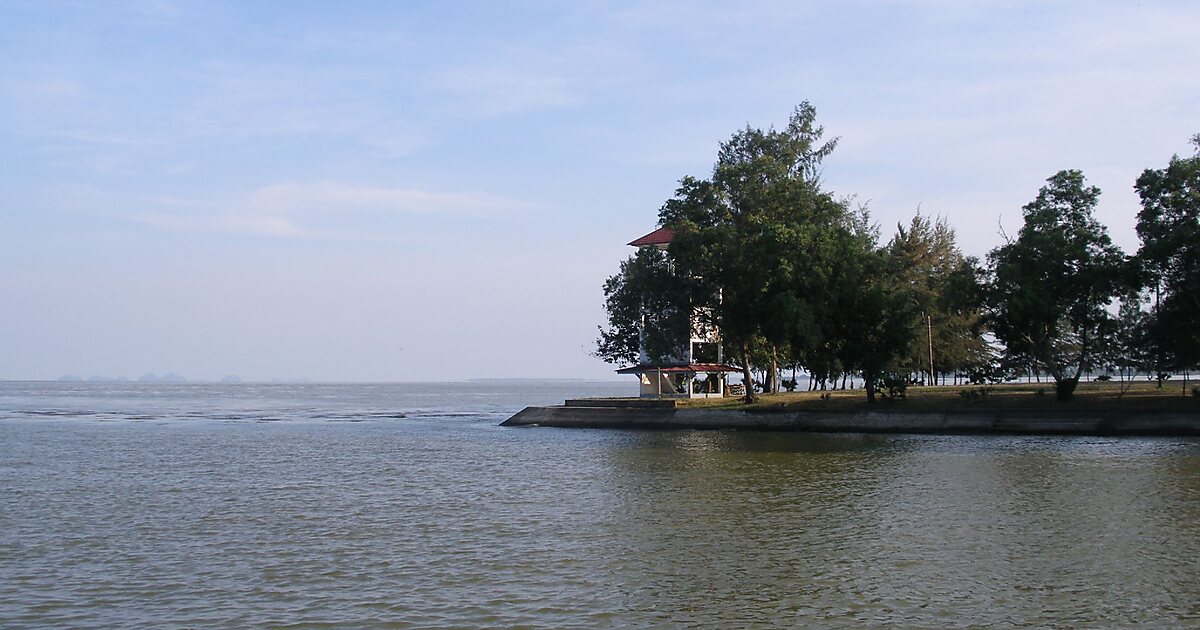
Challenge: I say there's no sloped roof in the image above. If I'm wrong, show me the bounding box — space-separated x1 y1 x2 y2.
628 226 675 247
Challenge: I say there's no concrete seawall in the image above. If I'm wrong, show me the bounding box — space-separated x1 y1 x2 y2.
501 405 1200 436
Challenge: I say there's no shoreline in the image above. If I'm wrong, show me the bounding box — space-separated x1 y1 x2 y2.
501 404 1200 436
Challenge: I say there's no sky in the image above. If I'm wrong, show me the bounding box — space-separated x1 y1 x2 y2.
2 1 1198 382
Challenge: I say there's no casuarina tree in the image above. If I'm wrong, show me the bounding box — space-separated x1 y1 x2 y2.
661 103 840 402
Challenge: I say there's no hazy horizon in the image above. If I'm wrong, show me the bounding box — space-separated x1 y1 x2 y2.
4 376 628 384
3 1 1198 381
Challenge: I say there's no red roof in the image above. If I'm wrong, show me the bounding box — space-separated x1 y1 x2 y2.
615 363 741 374
628 226 675 247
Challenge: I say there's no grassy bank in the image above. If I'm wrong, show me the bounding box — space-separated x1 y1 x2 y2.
664 380 1200 414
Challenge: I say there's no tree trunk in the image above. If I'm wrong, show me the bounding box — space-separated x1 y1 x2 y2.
1155 282 1165 389
1055 376 1079 400
740 343 756 404
864 371 877 403
767 350 778 394
1055 362 1084 400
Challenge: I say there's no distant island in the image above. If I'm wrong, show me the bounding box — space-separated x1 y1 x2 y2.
139 373 187 383
469 378 599 383
56 373 196 383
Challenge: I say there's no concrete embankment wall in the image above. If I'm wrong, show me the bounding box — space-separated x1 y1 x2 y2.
501 406 1200 436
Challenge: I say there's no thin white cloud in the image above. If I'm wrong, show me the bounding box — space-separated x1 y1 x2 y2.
243 182 518 217
133 211 304 238
127 182 526 239
436 63 577 116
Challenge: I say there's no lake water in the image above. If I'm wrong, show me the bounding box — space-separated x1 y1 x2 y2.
3 381 1200 627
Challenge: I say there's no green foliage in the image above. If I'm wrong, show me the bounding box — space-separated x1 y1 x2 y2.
596 109 1198 409
966 361 1006 385
986 170 1127 400
887 215 991 382
1135 136 1200 375
594 246 692 366
831 234 919 402
1093 291 1151 391
877 374 908 401
659 102 844 401
958 386 991 403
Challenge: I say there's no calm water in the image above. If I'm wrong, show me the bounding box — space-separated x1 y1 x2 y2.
3 382 1200 628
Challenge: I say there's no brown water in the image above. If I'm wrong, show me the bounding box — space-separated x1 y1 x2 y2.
3 382 1200 627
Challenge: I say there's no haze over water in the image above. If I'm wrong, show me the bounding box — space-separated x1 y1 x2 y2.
3 381 1200 627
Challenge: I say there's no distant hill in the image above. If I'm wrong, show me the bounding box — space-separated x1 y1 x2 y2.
137 373 187 383
220 375 243 383
467 378 620 383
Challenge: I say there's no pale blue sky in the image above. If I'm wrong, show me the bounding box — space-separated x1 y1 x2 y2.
2 1 1197 381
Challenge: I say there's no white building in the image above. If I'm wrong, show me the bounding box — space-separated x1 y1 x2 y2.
616 227 740 398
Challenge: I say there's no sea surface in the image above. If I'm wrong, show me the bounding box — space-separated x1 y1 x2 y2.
3 381 1200 628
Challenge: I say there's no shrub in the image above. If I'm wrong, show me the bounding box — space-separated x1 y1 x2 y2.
880 374 908 400
958 387 991 403
782 378 797 392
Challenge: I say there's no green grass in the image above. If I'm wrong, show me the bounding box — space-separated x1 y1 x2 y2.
664 379 1200 413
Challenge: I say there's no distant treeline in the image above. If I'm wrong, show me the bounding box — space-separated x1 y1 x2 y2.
596 103 1200 402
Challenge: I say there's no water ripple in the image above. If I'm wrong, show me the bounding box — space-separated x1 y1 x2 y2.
3 383 1200 626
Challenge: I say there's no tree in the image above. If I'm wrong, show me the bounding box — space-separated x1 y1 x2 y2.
1093 290 1151 392
1135 135 1200 381
661 103 840 402
599 103 945 404
830 214 918 402
886 214 990 385
594 245 692 367
986 170 1127 400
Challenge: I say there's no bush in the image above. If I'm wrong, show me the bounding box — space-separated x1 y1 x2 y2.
1035 388 1046 397
879 374 908 400
782 378 797 392
958 387 991 403
967 364 1006 385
